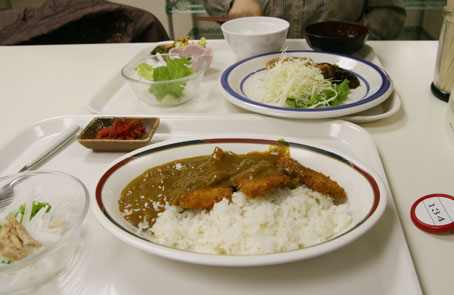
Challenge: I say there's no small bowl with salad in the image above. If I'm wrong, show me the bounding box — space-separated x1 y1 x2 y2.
122 52 208 107
0 171 89 293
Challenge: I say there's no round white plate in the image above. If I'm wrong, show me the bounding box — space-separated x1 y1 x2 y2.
220 50 393 119
93 135 387 266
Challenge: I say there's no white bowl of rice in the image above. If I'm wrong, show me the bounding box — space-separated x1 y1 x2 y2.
93 135 387 267
0 171 89 293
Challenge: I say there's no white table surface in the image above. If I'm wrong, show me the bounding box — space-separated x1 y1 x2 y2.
0 40 453 295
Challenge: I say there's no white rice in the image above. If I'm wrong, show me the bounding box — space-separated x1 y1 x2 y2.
150 185 352 255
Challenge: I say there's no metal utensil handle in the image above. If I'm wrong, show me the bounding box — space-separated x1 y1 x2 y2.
19 124 80 172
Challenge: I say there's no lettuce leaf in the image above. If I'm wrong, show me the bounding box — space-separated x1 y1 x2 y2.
331 79 350 106
285 79 350 108
134 63 154 81
135 57 194 101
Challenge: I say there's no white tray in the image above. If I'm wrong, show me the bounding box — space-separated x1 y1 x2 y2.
84 40 401 123
0 114 421 295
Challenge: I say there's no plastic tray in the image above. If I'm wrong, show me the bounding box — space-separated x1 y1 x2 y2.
0 114 421 295
84 40 401 123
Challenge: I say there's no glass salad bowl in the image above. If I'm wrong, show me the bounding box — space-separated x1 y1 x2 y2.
0 171 89 293
121 53 208 107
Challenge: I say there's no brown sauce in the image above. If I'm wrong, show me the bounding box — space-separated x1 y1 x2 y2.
119 143 291 227
119 141 347 228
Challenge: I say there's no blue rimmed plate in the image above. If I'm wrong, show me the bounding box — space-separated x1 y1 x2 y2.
220 51 393 119
92 135 387 266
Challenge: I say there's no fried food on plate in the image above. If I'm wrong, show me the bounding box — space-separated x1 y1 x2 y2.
179 187 233 209
120 142 347 228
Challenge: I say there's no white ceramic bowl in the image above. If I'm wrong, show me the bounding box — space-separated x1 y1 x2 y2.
221 16 289 60
93 135 387 267
121 53 208 107
0 171 89 293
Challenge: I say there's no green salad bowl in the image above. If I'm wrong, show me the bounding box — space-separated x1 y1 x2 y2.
121 53 208 107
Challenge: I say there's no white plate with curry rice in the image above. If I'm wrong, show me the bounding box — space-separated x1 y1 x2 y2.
220 50 393 119
92 135 387 266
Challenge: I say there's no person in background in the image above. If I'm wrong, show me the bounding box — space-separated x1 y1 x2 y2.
203 0 406 40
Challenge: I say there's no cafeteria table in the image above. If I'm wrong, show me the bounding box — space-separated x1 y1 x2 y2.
0 39 453 295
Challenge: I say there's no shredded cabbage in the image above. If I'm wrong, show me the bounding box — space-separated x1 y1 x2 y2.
257 53 348 108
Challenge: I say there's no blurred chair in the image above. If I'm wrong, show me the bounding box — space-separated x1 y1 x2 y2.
0 0 170 45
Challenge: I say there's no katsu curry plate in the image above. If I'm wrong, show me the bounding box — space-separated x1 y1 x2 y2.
93 136 387 266
220 50 393 119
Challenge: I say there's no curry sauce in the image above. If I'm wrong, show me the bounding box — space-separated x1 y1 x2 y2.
119 142 346 228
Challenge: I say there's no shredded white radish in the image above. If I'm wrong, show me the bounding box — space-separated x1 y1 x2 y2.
257 53 338 108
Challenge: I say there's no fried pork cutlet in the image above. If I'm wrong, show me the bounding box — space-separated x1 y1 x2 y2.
300 168 347 199
278 156 346 199
314 63 360 89
180 153 346 210
120 144 348 228
265 57 310 70
236 174 292 198
178 187 233 209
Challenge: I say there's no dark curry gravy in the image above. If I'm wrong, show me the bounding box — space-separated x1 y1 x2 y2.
119 143 292 227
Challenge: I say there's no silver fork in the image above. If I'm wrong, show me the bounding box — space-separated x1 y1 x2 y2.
0 174 28 201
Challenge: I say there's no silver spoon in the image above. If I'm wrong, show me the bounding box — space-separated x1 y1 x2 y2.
0 124 80 201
